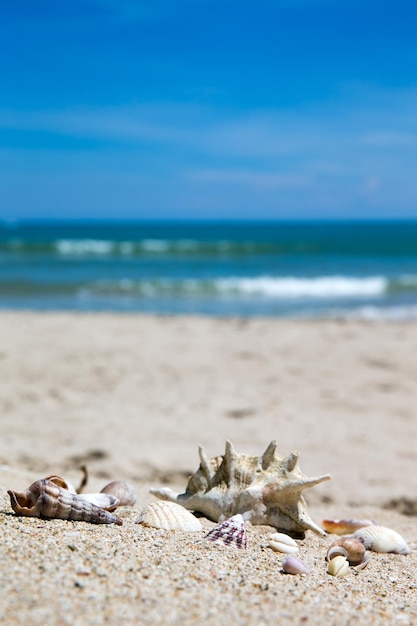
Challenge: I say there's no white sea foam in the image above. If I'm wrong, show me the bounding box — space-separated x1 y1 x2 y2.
56 239 114 255
216 276 387 298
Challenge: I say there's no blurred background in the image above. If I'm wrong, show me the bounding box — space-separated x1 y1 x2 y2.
1 0 417 318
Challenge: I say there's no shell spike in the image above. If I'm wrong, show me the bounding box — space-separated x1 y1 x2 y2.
282 451 300 473
283 473 331 492
261 440 277 469
198 445 213 483
224 440 237 482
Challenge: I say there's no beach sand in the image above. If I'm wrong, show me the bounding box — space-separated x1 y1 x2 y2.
0 311 416 625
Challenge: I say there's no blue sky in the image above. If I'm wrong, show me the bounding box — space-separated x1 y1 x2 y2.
1 0 417 220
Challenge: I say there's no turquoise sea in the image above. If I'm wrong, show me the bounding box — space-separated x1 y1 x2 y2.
1 219 417 319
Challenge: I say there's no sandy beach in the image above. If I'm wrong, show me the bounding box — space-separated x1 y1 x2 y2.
0 311 416 625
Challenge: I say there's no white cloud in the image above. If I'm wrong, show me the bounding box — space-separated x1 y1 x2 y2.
2 82 417 217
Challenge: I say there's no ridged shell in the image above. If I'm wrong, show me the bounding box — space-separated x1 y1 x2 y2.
150 440 331 537
205 514 247 549
327 555 349 577
101 480 137 507
282 556 310 575
269 532 299 554
322 518 375 535
7 479 122 525
136 501 202 531
353 525 410 554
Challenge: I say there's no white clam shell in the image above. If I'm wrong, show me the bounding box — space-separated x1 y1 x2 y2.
282 555 310 575
353 525 410 555
327 555 349 577
78 492 120 511
269 532 299 554
205 514 247 549
136 501 202 531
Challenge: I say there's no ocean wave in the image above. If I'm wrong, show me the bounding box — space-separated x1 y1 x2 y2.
0 238 286 256
78 275 388 299
216 276 387 298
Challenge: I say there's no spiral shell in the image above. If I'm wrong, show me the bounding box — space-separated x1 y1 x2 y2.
136 501 202 531
8 479 123 525
282 556 310 575
205 514 247 549
353 525 410 554
269 532 299 554
326 537 367 566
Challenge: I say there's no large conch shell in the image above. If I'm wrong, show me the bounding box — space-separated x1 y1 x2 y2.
150 440 331 536
8 479 123 525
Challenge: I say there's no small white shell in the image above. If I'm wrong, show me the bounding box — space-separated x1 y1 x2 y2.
205 514 247 549
78 493 120 511
269 532 299 554
136 501 202 531
282 556 310 575
353 525 410 555
327 555 349 577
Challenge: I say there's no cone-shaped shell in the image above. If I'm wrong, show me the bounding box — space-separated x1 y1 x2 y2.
353 525 410 554
101 480 137 507
205 514 247 549
136 501 202 531
150 440 331 537
8 479 122 525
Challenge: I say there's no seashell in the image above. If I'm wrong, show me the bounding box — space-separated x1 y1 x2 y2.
205 514 247 549
77 492 120 511
326 537 367 566
150 440 331 536
100 480 137 507
7 479 122 525
44 474 77 494
322 518 375 535
353 525 410 555
269 532 299 554
327 555 349 577
282 555 310 575
136 501 202 531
